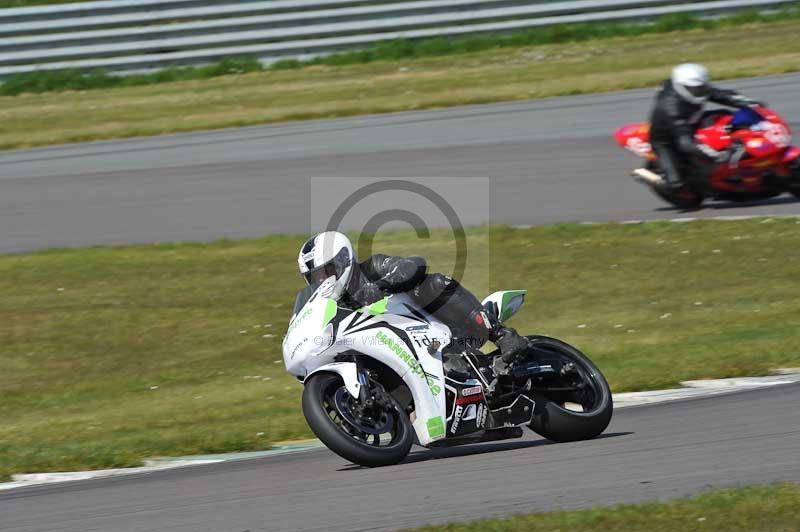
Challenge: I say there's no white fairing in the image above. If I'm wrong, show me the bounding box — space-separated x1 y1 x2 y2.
282 291 452 445
306 361 361 399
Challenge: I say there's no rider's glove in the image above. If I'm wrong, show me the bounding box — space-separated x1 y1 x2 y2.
495 327 529 364
697 143 729 164
738 97 765 108
352 282 385 306
714 149 732 164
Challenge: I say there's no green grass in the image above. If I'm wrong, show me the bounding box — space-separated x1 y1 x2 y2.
6 13 800 148
3 8 798 97
408 484 800 532
0 57 265 96
2 218 799 481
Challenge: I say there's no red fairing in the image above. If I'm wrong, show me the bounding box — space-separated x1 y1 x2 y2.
694 115 732 151
614 122 654 160
783 146 800 163
616 105 798 196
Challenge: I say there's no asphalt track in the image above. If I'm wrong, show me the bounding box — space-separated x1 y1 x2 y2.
2 74 800 253
2 76 800 531
2 384 799 532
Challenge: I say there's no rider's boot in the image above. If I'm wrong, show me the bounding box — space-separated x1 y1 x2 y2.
655 167 685 193
652 144 685 192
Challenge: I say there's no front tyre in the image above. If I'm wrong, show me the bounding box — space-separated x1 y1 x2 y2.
302 373 413 467
526 336 613 442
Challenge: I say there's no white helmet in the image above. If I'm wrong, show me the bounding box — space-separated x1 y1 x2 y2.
671 63 711 104
297 231 355 300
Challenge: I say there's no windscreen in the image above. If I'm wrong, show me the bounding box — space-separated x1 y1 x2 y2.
292 285 314 316
731 107 764 129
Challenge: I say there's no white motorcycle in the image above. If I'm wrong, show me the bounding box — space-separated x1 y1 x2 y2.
282 287 613 467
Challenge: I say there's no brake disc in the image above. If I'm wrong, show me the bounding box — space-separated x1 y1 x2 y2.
333 387 393 435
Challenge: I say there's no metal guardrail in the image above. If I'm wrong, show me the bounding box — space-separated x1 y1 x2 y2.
0 0 794 78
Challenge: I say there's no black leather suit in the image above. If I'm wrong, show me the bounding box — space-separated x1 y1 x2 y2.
649 79 756 187
343 254 498 349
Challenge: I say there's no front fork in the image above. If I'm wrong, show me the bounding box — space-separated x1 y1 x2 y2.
356 366 370 403
354 365 397 416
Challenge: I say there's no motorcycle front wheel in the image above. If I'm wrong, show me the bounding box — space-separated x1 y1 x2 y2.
302 373 414 467
525 336 613 442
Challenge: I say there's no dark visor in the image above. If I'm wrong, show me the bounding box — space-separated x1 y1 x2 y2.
303 247 350 291
686 84 711 99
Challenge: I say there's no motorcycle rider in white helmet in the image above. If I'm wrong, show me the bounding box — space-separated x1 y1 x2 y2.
649 63 764 194
296 231 529 372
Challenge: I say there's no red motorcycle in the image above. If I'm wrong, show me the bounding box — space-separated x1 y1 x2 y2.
615 106 800 208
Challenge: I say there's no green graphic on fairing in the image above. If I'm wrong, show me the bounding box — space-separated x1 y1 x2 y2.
286 306 313 336
376 330 441 395
322 299 337 326
426 416 445 438
360 296 389 315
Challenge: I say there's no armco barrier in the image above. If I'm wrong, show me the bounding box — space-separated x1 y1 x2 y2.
0 0 794 77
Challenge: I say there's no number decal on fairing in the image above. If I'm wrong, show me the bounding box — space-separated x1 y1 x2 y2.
626 137 652 157
758 122 791 148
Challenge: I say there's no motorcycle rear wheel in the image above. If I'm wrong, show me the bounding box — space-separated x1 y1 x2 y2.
525 336 613 442
789 163 800 200
652 183 704 209
643 162 705 209
302 373 414 467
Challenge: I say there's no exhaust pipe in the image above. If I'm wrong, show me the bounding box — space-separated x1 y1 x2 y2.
631 168 664 186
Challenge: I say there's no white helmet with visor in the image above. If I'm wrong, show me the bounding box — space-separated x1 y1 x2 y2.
297 231 355 300
671 63 712 104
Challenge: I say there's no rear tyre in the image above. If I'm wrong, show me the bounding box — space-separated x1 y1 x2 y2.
652 183 704 209
526 336 613 442
302 373 413 467
642 161 705 209
789 162 800 200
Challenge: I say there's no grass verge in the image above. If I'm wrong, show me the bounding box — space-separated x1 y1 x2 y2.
0 57 265 96
2 217 799 480
5 14 800 148
407 484 800 532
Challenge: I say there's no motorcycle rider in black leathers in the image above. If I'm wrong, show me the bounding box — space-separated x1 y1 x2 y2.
650 63 763 192
296 231 529 371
